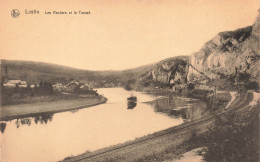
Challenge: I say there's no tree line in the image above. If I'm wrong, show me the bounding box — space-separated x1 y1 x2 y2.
2 81 54 98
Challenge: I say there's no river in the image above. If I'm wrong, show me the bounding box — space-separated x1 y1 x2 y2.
0 88 208 162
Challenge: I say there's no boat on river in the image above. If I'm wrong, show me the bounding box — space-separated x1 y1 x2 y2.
127 95 137 109
127 95 137 102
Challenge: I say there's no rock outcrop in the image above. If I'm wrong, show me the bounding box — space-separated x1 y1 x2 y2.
187 10 260 83
138 10 259 90
139 56 189 87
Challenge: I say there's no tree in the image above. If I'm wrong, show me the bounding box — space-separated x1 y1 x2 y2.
47 82 54 94
201 108 259 162
124 79 136 91
39 81 43 88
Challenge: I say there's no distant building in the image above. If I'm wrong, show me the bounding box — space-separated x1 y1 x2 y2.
2 66 30 88
1 66 9 84
88 82 99 88
68 81 80 86
18 84 27 88
53 83 65 91
7 80 22 84
4 80 27 88
3 83 16 87
65 82 79 93
30 85 36 88
80 84 90 91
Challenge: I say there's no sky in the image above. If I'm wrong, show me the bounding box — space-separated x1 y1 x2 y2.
0 0 259 70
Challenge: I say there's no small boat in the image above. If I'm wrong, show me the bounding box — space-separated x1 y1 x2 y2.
127 95 137 109
127 95 137 102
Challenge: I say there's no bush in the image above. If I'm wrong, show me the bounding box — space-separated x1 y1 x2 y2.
201 108 259 162
247 81 259 90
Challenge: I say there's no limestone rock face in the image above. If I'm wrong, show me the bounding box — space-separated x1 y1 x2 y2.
139 56 189 86
252 9 260 38
138 10 260 89
187 10 260 83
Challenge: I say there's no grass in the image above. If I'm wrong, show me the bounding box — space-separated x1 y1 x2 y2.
0 95 106 121
2 93 80 105
63 128 205 162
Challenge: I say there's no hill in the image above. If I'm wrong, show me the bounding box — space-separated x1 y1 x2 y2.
0 57 186 86
1 60 109 84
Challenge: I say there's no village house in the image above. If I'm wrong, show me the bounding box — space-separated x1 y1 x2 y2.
3 82 16 87
88 82 97 88
30 85 36 88
2 66 9 84
2 66 28 88
80 84 91 91
53 83 65 91
65 81 79 93
18 81 27 88
4 80 27 88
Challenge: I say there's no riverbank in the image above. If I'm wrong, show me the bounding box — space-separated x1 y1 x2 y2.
144 89 231 117
0 95 107 121
62 91 256 162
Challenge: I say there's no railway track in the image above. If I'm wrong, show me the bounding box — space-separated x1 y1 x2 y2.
63 92 254 162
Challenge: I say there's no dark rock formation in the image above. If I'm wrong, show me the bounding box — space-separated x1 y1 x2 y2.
139 56 189 88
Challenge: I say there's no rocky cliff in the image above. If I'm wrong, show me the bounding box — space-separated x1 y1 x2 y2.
187 10 260 84
138 56 189 88
138 10 260 90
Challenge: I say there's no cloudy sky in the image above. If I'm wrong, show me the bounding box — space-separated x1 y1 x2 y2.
0 0 259 70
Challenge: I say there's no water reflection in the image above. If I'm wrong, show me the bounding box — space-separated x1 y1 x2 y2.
152 94 209 121
15 118 31 128
70 109 79 113
168 109 187 119
0 88 204 162
0 122 6 133
127 101 137 109
33 113 54 124
127 95 138 109
13 113 54 128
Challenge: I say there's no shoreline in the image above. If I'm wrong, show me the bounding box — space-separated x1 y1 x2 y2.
0 96 107 121
62 91 256 162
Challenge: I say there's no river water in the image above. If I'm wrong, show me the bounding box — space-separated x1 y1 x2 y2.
0 88 208 162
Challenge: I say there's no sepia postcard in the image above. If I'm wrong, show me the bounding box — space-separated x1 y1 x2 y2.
0 0 259 162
